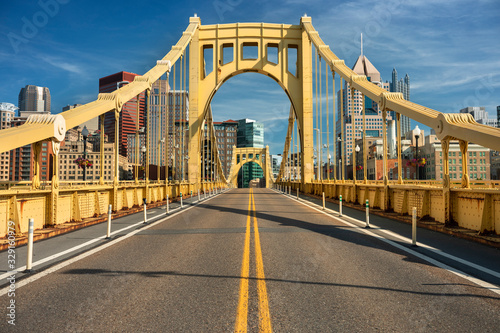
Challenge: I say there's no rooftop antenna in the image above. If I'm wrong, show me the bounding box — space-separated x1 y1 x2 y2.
360 33 363 58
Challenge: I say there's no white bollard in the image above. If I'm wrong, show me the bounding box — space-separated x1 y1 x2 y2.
166 195 170 214
412 207 417 246
365 199 370 228
198 189 200 201
322 192 325 210
143 199 147 223
180 193 183 208
204 190 207 199
339 195 343 217
297 188 299 200
25 218 34 272
106 204 112 238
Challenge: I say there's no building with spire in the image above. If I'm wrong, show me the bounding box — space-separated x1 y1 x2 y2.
336 51 391 166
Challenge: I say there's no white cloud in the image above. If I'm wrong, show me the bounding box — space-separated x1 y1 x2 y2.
39 55 83 74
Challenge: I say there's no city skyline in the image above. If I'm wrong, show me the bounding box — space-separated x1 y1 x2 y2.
1 1 499 155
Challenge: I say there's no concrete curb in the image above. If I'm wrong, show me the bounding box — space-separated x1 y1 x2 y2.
0 195 193 252
300 192 500 249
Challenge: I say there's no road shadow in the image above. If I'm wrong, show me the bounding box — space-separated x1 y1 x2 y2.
194 189 432 267
62 268 500 301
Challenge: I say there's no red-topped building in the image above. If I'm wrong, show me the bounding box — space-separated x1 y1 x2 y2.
99 71 146 157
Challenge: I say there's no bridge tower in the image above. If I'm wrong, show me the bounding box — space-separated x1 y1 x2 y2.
188 16 315 186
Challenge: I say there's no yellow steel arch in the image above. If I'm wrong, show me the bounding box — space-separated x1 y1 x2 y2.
188 18 314 185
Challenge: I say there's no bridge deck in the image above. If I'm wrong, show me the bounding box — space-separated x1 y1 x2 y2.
0 188 499 331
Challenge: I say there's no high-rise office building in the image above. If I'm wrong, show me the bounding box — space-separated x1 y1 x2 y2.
336 54 392 166
497 106 500 128
237 119 264 148
236 118 264 187
389 68 411 135
0 103 17 180
147 79 188 167
99 71 146 158
18 85 51 112
213 119 238 177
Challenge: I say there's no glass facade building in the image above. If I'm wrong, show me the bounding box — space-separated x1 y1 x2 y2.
236 119 264 187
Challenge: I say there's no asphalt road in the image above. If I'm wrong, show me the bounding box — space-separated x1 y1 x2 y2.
1 188 499 332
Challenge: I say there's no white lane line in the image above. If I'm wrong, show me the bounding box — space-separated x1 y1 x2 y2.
0 191 229 294
274 189 500 295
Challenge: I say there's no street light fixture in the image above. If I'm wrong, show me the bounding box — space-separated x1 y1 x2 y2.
414 125 421 180
355 145 360 181
337 136 342 180
141 145 147 180
82 126 89 182
314 128 320 180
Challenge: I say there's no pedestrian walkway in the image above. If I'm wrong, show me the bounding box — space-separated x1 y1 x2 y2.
0 189 224 288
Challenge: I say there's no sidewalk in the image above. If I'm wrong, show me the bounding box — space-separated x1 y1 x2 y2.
290 190 500 249
0 191 201 252
0 190 223 289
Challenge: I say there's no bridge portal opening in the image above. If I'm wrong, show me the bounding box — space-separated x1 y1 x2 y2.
211 73 293 166
237 162 265 188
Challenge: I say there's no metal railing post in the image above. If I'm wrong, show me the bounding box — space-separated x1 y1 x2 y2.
412 207 417 246
322 192 325 210
365 199 370 228
25 218 34 272
106 205 112 239
166 194 169 214
297 188 299 200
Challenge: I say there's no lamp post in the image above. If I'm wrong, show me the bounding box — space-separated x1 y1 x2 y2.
338 158 342 180
314 128 320 181
355 145 360 182
328 154 331 181
337 135 342 181
414 125 421 180
82 126 89 182
141 145 147 180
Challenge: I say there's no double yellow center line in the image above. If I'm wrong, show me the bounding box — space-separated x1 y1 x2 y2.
235 188 272 332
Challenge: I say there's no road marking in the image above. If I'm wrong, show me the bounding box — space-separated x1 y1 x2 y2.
234 190 252 333
276 189 500 296
0 191 228 296
252 189 272 333
286 191 500 280
235 188 273 332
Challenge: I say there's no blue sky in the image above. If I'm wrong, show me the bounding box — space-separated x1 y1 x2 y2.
1 0 499 155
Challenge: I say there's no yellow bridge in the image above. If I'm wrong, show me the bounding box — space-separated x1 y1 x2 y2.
1 16 500 238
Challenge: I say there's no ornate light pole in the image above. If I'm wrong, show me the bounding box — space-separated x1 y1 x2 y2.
414 125 421 180
355 145 361 181
337 135 342 181
82 126 89 182
141 145 147 180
